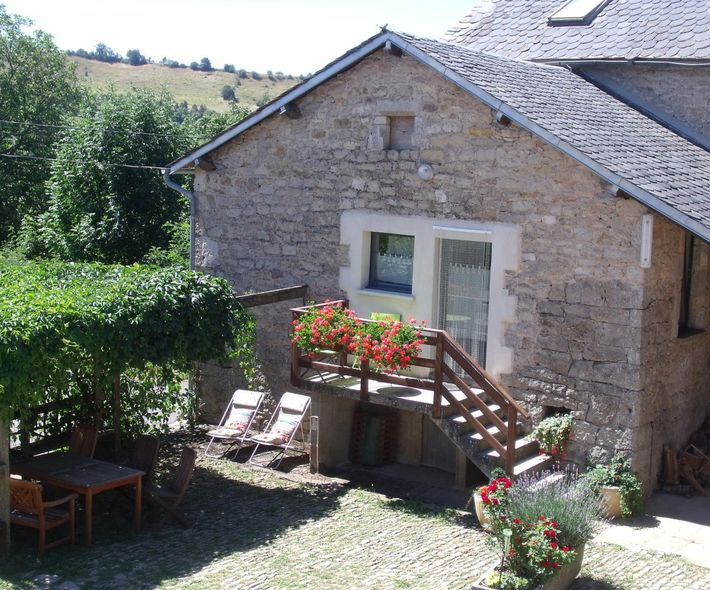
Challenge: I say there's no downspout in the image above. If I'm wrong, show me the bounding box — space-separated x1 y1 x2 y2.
162 170 195 271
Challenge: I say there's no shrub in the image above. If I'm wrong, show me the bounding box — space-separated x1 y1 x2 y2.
223 63 235 73
582 454 644 517
221 85 236 101
531 413 573 459
505 469 603 549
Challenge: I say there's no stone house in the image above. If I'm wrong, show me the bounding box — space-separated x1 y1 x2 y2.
166 4 710 490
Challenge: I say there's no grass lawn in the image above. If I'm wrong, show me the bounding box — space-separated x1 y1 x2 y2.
2 430 709 589
71 58 298 112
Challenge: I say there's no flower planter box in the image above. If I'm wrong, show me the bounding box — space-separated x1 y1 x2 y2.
599 486 622 519
472 546 584 590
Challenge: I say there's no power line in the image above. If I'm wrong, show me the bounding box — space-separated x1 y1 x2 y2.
0 118 189 139
0 152 169 171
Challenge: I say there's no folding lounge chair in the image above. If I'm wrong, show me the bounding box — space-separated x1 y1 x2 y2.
205 389 264 458
248 392 311 469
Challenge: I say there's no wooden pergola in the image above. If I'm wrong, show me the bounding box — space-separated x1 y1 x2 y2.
0 283 308 555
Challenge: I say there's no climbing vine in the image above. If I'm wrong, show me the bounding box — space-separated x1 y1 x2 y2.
0 261 255 437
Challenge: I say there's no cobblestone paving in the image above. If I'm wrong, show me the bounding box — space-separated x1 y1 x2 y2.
2 438 709 589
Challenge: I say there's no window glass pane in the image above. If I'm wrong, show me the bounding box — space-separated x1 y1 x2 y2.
438 239 492 369
549 0 609 24
369 233 414 292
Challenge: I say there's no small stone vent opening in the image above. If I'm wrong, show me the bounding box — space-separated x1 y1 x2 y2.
388 115 414 150
367 115 415 151
542 406 572 419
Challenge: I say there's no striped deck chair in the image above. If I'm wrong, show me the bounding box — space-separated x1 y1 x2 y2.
205 389 264 458
248 392 311 469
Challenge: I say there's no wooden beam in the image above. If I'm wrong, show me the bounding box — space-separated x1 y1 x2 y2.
235 284 308 308
0 415 10 556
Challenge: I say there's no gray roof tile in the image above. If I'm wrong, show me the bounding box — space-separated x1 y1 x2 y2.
445 0 710 61
397 32 710 235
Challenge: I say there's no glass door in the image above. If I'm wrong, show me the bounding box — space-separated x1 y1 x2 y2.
437 239 492 370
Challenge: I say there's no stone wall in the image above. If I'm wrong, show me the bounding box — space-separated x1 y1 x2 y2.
191 48 705 486
580 63 710 149
635 217 710 487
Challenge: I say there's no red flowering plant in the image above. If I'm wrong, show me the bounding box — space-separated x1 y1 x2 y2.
291 302 359 357
480 474 579 590
531 413 573 460
291 303 425 373
357 318 426 373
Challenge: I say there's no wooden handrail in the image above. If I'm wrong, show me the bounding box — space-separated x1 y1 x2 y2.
442 335 529 420
289 301 528 475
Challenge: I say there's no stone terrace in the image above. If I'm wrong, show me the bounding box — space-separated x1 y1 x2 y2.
1 430 709 590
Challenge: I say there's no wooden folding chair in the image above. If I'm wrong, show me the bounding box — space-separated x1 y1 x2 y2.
9 479 78 556
146 447 196 528
205 389 264 458
68 424 98 458
248 392 311 469
112 434 161 510
127 434 160 486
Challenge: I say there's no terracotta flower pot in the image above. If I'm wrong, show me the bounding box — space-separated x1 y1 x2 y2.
473 492 490 528
600 486 622 519
472 546 585 590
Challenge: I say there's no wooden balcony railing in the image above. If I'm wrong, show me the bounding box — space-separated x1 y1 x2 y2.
290 300 530 475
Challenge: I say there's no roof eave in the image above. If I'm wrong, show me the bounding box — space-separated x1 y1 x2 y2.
384 35 710 244
531 57 710 66
169 30 710 243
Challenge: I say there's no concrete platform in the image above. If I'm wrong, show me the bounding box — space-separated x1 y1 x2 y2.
594 491 710 568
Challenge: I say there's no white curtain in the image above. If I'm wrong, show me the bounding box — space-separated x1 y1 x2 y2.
438 239 492 371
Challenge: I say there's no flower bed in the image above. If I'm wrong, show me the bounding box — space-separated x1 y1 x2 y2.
291 301 425 373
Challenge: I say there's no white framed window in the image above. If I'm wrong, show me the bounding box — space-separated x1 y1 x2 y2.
368 232 415 294
339 212 519 378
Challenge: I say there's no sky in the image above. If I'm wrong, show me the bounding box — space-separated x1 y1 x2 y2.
4 0 477 75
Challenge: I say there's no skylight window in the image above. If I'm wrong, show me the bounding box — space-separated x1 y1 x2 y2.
548 0 612 26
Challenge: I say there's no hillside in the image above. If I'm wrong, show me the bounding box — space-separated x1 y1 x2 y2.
71 57 299 112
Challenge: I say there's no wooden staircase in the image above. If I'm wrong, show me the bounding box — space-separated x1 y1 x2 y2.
433 384 551 478
290 300 551 479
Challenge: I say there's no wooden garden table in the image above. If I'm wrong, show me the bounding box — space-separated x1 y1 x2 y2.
11 453 144 545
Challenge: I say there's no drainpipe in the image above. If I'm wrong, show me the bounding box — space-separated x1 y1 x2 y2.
162 170 195 271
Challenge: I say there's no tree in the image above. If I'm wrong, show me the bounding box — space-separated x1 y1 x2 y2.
237 68 248 79
189 61 199 70
199 56 213 72
221 85 236 101
223 63 235 73
126 48 147 66
0 6 81 244
91 42 122 63
28 88 193 264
